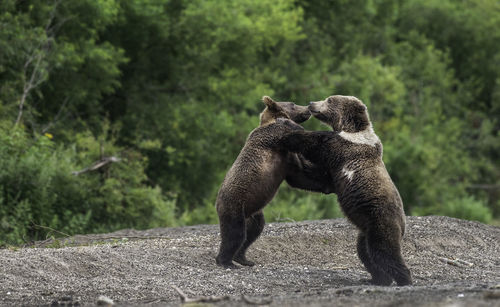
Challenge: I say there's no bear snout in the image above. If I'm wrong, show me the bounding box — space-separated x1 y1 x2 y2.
308 101 322 113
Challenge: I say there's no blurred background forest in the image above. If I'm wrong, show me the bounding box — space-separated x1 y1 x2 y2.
1 0 499 245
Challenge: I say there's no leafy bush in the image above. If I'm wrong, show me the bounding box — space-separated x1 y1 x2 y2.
0 126 176 245
264 185 343 223
413 196 493 224
1 0 499 239
179 199 219 226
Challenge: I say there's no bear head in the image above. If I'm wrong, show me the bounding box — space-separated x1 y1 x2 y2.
260 96 311 126
308 95 370 133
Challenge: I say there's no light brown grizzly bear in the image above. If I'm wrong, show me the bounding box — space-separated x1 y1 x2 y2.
278 95 412 286
215 96 331 268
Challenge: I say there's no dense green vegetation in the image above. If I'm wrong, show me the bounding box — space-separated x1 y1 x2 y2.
1 0 499 244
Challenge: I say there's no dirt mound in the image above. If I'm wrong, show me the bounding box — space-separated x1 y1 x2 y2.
1 216 499 306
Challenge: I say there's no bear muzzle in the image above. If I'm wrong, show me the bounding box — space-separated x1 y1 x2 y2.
308 100 326 114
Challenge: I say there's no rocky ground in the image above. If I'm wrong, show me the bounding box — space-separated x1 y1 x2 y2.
0 216 499 306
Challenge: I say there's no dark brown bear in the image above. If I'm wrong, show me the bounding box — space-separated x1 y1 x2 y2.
215 96 331 268
279 95 412 286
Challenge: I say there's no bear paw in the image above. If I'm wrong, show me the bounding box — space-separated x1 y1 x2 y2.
215 256 240 269
233 256 256 267
370 275 394 286
276 118 303 130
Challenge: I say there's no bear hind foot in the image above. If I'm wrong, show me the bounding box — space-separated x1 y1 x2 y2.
233 255 255 266
394 268 413 286
370 274 393 286
215 255 240 269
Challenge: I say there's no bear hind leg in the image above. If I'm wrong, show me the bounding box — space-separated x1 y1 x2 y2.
216 210 246 268
234 211 265 266
366 227 412 286
357 232 392 286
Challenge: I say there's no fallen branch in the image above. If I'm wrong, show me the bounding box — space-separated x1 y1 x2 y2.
171 285 229 303
28 235 169 248
484 290 500 299
30 221 70 238
72 156 121 176
438 257 474 267
84 235 167 241
274 212 296 223
242 295 273 305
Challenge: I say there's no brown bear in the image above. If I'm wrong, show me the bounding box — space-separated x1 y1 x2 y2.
278 95 412 286
215 96 331 268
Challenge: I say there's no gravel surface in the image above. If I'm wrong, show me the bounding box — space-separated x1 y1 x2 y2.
1 216 499 306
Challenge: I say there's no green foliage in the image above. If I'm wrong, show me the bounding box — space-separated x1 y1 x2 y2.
1 0 499 244
0 125 176 245
413 196 492 224
179 200 219 226
330 55 406 122
264 186 343 223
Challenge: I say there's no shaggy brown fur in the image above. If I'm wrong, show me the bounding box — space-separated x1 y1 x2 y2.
279 95 412 286
215 96 331 268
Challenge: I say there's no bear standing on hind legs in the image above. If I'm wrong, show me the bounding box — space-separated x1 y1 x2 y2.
215 96 332 269
279 95 412 286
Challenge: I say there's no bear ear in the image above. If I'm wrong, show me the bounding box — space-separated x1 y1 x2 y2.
356 104 367 113
262 96 280 111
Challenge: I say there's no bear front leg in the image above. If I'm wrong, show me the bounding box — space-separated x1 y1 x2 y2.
275 117 304 131
279 130 334 157
233 211 265 266
280 131 310 153
285 153 333 194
